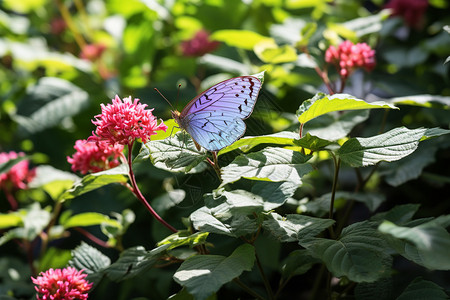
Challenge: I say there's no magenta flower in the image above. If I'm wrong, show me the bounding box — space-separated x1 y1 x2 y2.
67 139 124 174
325 40 376 78
89 95 168 146
31 267 92 300
180 29 220 57
80 43 107 62
0 151 36 191
385 0 428 28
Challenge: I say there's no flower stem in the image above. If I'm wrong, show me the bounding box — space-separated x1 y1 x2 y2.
126 142 177 233
74 227 110 248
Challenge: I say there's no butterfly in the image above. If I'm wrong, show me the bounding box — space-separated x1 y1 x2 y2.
171 76 262 152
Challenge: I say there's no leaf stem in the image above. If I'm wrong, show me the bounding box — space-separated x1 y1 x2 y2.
126 142 177 233
328 154 341 239
233 278 266 300
54 0 86 49
74 227 110 248
255 253 275 300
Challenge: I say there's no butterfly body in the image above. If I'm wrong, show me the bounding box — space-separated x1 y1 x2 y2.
172 76 262 151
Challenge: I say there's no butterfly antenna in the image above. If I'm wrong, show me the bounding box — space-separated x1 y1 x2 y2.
154 88 175 110
175 83 182 107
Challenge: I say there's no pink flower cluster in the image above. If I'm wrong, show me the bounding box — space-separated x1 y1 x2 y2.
180 29 220 57
32 267 92 300
89 95 168 146
67 139 124 174
0 151 35 191
325 40 376 78
385 0 428 28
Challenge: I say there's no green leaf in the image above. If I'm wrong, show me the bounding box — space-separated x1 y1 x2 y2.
69 242 111 284
29 165 79 200
354 278 393 300
0 213 23 229
0 155 27 175
251 181 298 211
218 131 298 156
59 164 129 201
157 231 209 250
190 190 260 237
173 244 255 300
13 77 89 136
371 204 420 225
297 93 397 124
337 127 437 167
380 143 437 186
304 110 369 141
220 147 313 186
254 40 298 64
294 133 338 151
379 218 450 270
342 10 390 37
281 249 320 278
302 221 392 282
140 132 208 173
396 277 448 300
388 94 450 109
62 212 122 229
211 30 271 50
106 244 170 281
262 213 334 243
302 192 386 216
199 54 251 74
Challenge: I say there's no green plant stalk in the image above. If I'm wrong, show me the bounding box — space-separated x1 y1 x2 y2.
255 252 275 300
126 142 177 233
328 154 341 239
233 278 266 300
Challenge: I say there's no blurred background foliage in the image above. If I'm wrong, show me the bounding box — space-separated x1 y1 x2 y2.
0 0 449 299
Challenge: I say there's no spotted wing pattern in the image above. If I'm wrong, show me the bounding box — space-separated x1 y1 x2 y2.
176 76 262 151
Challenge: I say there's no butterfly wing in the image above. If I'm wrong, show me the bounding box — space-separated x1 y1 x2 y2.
178 76 262 151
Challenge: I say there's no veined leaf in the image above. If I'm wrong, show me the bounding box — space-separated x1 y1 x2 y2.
388 94 450 109
157 231 209 250
301 221 392 282
296 93 397 124
106 244 170 281
211 30 271 50
140 132 208 173
59 164 129 201
29 165 79 200
281 249 320 278
13 77 89 136
396 277 449 300
173 244 255 300
337 127 449 167
218 131 298 156
263 213 334 243
220 147 313 186
62 213 121 229
294 133 338 151
251 181 298 211
379 218 450 270
69 242 111 284
371 204 420 225
254 40 298 64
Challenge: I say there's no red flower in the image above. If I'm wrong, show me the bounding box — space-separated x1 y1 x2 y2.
180 29 220 57
67 139 124 174
89 95 168 146
80 43 107 61
325 40 376 78
32 267 92 300
385 0 428 28
0 151 36 191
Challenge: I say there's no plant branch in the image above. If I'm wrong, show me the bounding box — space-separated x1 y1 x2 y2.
126 142 177 233
255 253 275 300
233 278 266 300
74 227 110 248
54 0 86 49
328 154 341 239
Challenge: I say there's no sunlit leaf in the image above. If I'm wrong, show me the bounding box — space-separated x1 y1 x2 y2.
62 212 121 229
211 30 271 50
157 231 209 250
69 242 111 284
254 40 298 64
140 132 208 173
337 127 450 167
297 93 397 124
388 94 450 109
221 147 313 186
59 164 129 201
173 244 255 300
